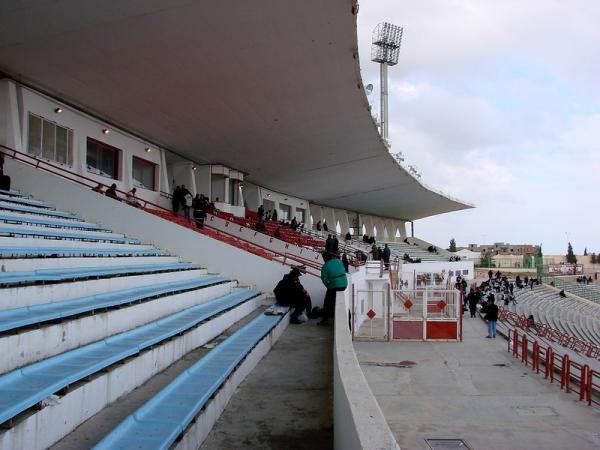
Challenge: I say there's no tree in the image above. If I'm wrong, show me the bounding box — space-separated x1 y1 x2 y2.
584 247 588 256
566 242 577 264
479 252 493 268
448 238 457 252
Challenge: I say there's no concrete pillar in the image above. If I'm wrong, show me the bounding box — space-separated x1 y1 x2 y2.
310 204 323 229
0 79 23 152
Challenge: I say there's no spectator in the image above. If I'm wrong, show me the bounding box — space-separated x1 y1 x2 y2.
193 194 206 228
382 244 391 270
255 218 266 232
257 204 265 219
274 266 312 324
322 221 328 232
171 185 182 214
488 270 493 280
105 183 120 201
271 209 278 221
325 234 335 254
316 220 322 231
332 235 339 254
126 188 141 207
274 226 282 239
342 253 349 273
181 185 193 218
0 151 9 191
559 289 567 298
467 289 478 318
527 315 536 329
265 210 272 221
345 231 352 242
319 252 348 325
481 297 498 338
92 183 104 193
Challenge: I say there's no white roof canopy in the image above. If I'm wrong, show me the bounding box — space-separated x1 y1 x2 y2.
0 0 473 220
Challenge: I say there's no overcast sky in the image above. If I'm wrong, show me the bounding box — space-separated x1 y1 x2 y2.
357 1 599 255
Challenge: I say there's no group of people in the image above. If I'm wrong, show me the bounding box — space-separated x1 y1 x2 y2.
92 182 142 208
256 205 306 234
371 243 391 269
274 251 348 325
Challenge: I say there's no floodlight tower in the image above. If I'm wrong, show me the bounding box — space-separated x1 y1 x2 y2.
371 22 403 143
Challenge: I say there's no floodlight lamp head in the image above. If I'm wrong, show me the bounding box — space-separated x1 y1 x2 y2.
371 22 403 66
365 84 374 95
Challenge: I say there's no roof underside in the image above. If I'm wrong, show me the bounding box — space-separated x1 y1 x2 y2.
0 0 472 220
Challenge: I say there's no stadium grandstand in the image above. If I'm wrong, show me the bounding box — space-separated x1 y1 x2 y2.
0 2 598 450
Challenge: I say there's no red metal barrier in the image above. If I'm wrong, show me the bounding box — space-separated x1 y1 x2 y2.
499 307 600 360
508 326 599 405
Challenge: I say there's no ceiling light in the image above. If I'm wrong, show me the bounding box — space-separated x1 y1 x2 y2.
145 147 152 153
192 166 198 171
54 107 63 113
102 128 110 134
266 193 271 197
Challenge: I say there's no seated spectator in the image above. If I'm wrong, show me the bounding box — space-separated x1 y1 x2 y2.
255 218 266 232
92 183 104 193
274 226 282 239
126 187 141 207
559 289 567 298
345 231 352 242
322 221 328 232
274 266 312 324
527 315 536 329
290 217 298 230
105 183 120 201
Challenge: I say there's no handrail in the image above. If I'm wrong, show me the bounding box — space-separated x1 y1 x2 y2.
0 144 321 275
507 327 599 406
499 307 600 360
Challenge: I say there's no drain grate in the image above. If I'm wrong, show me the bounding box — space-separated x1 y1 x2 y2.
425 438 471 450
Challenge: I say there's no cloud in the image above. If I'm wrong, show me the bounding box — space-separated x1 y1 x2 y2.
357 1 600 254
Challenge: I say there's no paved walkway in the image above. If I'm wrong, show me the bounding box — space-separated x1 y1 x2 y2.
201 319 333 449
355 316 600 450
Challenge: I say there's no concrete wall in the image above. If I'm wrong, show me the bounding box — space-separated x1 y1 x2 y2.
0 80 170 209
333 270 399 450
5 158 326 304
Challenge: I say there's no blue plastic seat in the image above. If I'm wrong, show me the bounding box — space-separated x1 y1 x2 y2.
0 262 197 286
0 193 54 209
0 225 139 244
0 201 82 221
0 212 110 232
0 289 260 427
94 311 285 450
0 246 167 258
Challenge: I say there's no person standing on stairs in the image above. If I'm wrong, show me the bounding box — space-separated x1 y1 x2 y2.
319 251 348 325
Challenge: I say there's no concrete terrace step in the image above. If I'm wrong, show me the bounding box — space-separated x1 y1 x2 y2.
0 278 236 375
0 201 81 221
0 255 180 271
0 289 261 429
0 224 139 244
0 193 54 209
0 268 210 311
94 310 288 450
0 211 111 232
0 262 198 287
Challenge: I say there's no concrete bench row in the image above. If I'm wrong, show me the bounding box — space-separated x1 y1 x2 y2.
0 289 260 428
0 261 197 287
94 311 285 450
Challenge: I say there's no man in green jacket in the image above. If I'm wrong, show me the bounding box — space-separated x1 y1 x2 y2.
319 252 348 325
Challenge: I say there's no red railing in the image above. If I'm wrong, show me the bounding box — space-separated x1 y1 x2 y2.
508 328 599 406
499 307 600 359
0 144 322 275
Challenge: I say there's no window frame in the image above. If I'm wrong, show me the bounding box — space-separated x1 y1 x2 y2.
132 155 157 191
86 137 121 180
27 113 73 165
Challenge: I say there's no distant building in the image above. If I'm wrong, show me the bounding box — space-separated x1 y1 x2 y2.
463 242 540 257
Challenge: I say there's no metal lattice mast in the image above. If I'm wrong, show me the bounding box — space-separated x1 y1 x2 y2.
371 22 403 143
